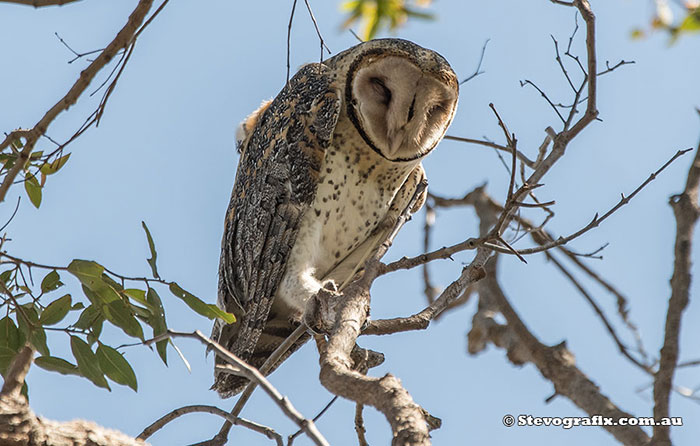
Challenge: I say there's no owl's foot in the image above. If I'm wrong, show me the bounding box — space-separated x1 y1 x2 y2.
304 281 343 335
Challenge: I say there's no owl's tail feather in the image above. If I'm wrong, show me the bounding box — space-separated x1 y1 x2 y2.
211 322 310 398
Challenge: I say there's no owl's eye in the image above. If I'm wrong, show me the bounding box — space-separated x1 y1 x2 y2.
369 77 392 106
427 102 449 118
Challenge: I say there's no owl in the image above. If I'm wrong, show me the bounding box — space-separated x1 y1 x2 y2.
212 38 459 397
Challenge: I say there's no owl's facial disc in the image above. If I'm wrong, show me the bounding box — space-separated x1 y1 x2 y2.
352 56 457 161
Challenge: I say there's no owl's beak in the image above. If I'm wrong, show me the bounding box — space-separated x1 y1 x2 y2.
387 127 406 157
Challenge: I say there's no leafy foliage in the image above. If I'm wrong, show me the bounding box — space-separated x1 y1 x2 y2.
0 221 235 395
631 1 700 42
0 134 74 210
341 0 434 40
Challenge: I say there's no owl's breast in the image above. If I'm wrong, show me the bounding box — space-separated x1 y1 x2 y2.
273 130 416 316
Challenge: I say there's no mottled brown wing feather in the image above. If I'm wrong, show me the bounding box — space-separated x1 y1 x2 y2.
212 64 340 397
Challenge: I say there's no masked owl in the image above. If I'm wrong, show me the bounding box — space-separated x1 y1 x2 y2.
212 38 459 397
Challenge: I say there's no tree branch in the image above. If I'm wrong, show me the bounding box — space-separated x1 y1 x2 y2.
315 182 456 445
141 330 328 446
0 345 33 398
652 144 700 446
0 0 82 6
138 405 282 446
0 0 155 203
0 345 147 446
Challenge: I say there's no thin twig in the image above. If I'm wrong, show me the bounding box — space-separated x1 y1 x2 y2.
444 134 536 167
544 251 652 373
303 0 331 66
287 396 339 445
138 405 283 446
0 0 156 203
460 39 489 85
286 0 299 83
354 404 369 446
141 330 328 446
0 196 21 233
216 324 308 441
520 79 567 124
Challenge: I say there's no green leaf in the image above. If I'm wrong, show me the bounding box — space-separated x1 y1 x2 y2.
123 288 148 307
24 173 42 208
104 300 144 340
679 10 700 32
68 260 120 304
68 259 105 286
141 221 160 279
35 356 81 376
0 346 17 377
146 288 168 365
39 294 72 326
169 282 235 323
0 269 12 284
16 305 49 356
96 345 137 391
40 153 71 176
101 273 124 291
70 336 109 390
403 7 435 20
89 316 103 343
40 270 63 293
0 317 20 351
71 301 84 311
73 305 102 330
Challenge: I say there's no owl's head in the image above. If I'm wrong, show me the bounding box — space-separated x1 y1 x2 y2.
343 39 459 162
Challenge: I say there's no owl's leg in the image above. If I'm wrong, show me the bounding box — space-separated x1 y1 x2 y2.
304 281 344 334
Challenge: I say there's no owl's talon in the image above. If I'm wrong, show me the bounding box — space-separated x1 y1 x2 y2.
322 280 339 293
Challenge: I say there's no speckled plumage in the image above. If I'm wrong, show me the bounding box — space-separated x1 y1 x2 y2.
212 39 458 397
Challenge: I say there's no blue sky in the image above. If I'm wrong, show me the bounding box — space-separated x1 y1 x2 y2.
1 0 699 445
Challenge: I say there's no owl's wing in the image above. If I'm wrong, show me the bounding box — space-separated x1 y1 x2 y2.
212 64 340 394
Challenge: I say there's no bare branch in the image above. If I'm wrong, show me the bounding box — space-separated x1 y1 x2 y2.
443 134 537 167
460 39 489 85
287 397 338 445
0 0 81 6
564 0 598 139
215 324 308 442
482 269 651 445
363 260 488 336
544 252 652 373
138 405 282 446
286 0 299 83
314 182 446 445
354 404 369 446
520 79 567 124
598 59 635 76
0 350 147 446
0 0 156 203
652 145 700 445
0 345 33 398
141 330 328 446
303 0 331 64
